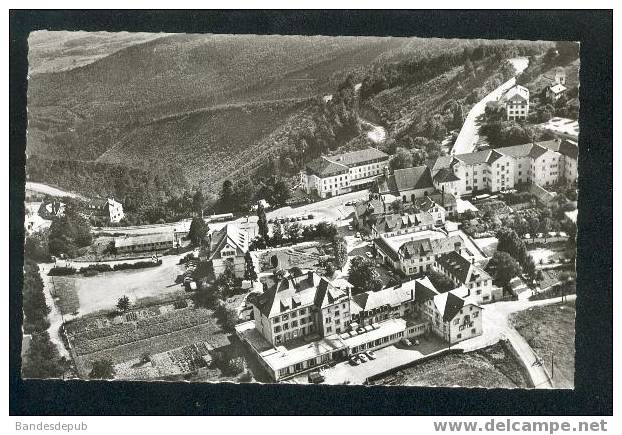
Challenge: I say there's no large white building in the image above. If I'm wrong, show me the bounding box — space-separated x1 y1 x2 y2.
301 147 390 198
502 84 530 121
238 272 483 381
207 224 254 278
428 139 578 197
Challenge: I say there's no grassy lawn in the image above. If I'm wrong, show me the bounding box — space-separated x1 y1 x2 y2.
510 300 575 388
388 341 531 388
52 254 187 316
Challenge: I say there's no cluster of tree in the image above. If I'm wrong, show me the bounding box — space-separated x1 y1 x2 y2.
348 256 383 295
479 120 554 148
487 251 523 289
188 217 209 247
426 269 457 293
495 228 536 284
543 42 580 67
359 43 532 102
24 230 52 263
21 258 69 379
47 200 93 258
27 155 192 225
216 175 290 214
388 137 443 169
277 83 362 176
252 215 338 250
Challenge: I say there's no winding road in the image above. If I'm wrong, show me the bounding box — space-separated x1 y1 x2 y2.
456 294 575 388
451 57 529 155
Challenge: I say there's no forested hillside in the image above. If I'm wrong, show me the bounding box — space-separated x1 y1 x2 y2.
26 33 553 212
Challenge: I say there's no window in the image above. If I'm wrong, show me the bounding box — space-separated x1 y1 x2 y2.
454 318 459 325
471 328 477 335
457 333 462 339
282 323 288 329
473 311 479 318
326 326 332 333
291 320 298 327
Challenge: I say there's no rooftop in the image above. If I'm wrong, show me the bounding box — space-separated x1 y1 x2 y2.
340 318 407 349
115 232 175 248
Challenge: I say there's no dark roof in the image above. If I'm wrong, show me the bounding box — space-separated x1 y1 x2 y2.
441 292 465 322
528 143 550 159
414 278 439 304
433 168 460 183
305 157 349 177
558 139 578 160
372 212 435 234
392 166 434 191
373 237 400 262
429 191 457 208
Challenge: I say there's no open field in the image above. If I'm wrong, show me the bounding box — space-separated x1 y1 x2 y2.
509 300 575 388
47 254 187 316
385 341 531 388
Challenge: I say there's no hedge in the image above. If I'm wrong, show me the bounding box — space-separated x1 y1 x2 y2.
48 266 77 276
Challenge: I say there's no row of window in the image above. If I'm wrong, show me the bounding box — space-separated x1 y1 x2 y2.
272 308 309 323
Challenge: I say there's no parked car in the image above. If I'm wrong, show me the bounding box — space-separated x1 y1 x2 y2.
356 232 361 238
401 338 412 346
348 356 360 366
358 354 368 363
308 371 325 384
348 225 353 231
365 351 376 360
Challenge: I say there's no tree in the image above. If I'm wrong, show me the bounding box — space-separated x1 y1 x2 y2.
24 231 52 263
48 202 93 257
188 217 208 247
390 199 404 214
427 270 456 293
116 295 131 312
528 217 540 235
218 180 235 213
218 260 237 295
192 189 205 215
332 236 348 269
271 224 284 246
21 332 68 379
257 203 269 241
285 222 301 242
244 251 258 283
89 359 115 379
489 251 522 288
390 147 414 170
348 256 383 294
22 260 51 334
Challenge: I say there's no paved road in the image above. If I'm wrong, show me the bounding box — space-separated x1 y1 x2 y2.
456 294 576 388
451 57 529 155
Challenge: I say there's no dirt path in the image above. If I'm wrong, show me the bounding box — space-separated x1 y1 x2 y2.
39 263 71 359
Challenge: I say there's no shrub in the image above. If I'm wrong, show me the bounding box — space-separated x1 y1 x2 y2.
48 266 76 276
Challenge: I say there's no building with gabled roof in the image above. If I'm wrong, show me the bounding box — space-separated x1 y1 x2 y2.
374 165 435 203
374 229 465 277
502 84 530 120
428 138 578 196
434 251 495 304
238 273 483 381
208 224 252 278
250 270 352 347
301 147 389 198
371 211 435 238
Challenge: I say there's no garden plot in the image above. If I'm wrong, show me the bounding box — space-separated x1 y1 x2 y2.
114 341 214 380
257 243 329 272
68 301 233 378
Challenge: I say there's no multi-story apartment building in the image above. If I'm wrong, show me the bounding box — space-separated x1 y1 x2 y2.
502 84 530 121
428 139 579 196
250 270 352 346
301 147 389 198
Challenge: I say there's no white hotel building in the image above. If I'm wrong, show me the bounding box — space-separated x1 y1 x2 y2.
429 138 578 197
301 147 390 198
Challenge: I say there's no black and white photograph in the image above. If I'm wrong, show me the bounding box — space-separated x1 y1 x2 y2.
9 8 613 419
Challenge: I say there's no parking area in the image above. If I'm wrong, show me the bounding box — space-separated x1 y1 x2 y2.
287 335 447 385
